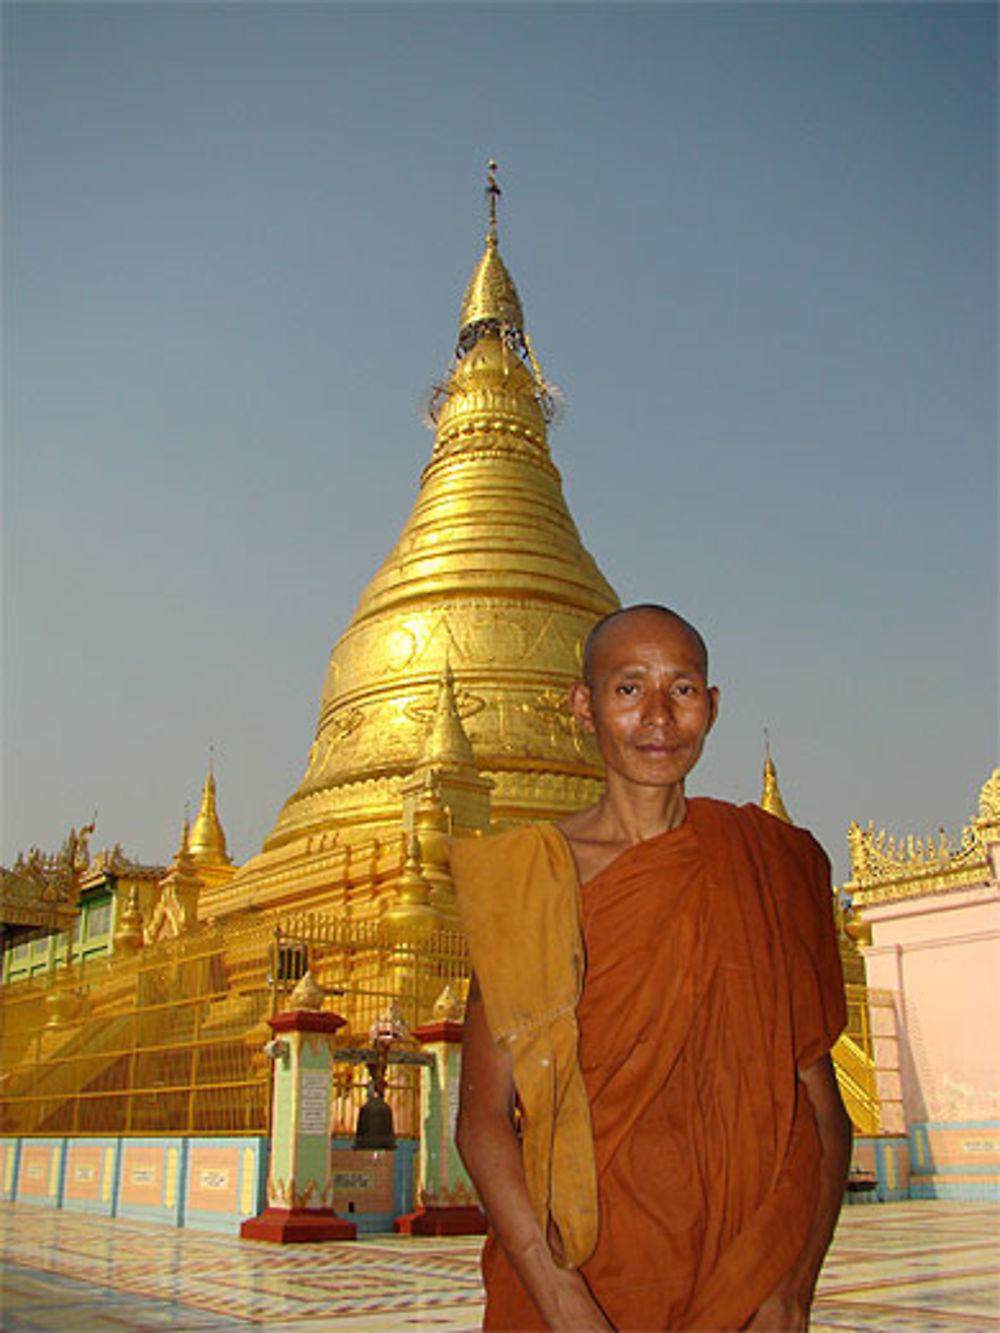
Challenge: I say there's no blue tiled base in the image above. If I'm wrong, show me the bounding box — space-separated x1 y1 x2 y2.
910 1177 1000 1200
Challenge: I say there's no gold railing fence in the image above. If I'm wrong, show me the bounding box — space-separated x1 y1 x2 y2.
0 913 469 1139
1 918 889 1140
833 983 894 1136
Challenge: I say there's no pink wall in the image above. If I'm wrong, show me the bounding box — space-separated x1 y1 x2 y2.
863 864 1000 1127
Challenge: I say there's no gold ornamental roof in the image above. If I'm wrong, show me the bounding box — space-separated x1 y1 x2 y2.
847 769 1000 906
0 824 92 933
256 166 619 856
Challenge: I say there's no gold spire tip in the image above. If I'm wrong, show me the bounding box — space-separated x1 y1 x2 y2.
486 158 500 242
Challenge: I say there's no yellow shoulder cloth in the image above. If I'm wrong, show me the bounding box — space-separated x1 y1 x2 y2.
451 825 598 1268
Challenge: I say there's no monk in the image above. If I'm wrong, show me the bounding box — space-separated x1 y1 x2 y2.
453 604 852 1331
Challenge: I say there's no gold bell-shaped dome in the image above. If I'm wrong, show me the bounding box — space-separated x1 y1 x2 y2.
260 163 619 855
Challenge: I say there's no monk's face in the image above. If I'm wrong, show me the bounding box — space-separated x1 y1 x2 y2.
570 610 719 792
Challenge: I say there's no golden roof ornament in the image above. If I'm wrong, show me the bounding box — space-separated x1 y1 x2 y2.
188 755 232 867
170 816 196 880
432 982 464 1022
0 822 94 933
287 970 331 1012
385 835 439 933
977 767 1000 832
149 816 203 938
846 769 1000 906
113 885 145 955
760 731 792 823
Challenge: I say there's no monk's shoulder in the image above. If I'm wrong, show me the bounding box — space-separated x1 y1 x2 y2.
688 796 830 878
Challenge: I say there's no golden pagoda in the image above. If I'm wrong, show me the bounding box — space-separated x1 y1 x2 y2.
204 163 618 920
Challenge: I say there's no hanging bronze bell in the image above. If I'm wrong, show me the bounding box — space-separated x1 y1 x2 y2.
353 1090 396 1151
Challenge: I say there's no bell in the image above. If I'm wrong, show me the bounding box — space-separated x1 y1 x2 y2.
353 1090 397 1151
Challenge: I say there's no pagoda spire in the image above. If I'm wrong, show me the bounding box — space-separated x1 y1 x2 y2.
188 755 232 868
486 157 501 242
760 731 792 823
457 159 525 337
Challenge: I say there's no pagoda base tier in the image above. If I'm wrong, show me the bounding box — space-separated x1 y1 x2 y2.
241 1207 357 1244
394 1204 488 1237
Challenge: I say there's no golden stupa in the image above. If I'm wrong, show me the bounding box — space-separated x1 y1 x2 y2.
760 732 792 824
187 761 236 892
203 164 618 920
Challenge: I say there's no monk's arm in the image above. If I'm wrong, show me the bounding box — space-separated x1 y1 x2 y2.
748 1054 853 1330
456 975 612 1331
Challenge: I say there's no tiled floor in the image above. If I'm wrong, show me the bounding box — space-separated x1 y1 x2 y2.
0 1200 997 1330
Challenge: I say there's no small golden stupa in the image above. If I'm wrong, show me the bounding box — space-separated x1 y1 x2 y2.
187 760 235 892
204 163 618 920
759 731 792 824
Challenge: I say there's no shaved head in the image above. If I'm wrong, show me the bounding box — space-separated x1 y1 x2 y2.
581 604 709 687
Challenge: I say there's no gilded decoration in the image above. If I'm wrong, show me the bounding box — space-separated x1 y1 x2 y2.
1 822 93 932
432 982 464 1022
457 161 523 331
847 770 1000 906
146 820 203 943
287 973 331 1013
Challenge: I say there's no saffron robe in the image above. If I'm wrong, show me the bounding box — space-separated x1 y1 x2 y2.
453 798 846 1332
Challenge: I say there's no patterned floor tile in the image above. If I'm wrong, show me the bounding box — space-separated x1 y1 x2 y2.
1 1199 997 1330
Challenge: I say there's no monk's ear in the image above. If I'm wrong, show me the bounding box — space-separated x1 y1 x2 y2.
707 685 720 733
568 680 595 733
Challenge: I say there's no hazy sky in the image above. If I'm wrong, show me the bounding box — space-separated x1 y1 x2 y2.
3 2 996 883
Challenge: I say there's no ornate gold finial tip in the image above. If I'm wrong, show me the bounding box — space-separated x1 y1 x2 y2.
486 159 501 242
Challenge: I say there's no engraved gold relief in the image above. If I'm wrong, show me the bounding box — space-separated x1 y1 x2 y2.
404 687 486 729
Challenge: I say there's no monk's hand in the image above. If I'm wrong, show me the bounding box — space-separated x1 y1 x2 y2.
745 1285 810 1331
542 1267 615 1331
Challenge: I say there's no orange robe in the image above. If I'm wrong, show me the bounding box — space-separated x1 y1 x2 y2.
472 799 845 1332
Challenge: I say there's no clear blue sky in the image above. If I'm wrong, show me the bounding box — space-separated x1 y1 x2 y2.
3 2 996 882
